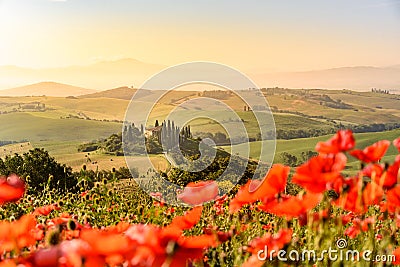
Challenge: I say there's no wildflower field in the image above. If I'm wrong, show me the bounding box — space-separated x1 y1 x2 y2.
1 130 400 266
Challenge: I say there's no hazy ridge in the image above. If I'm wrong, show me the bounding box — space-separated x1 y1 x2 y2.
1 59 399 93
0 82 96 97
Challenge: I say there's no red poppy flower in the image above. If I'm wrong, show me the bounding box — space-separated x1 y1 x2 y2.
177 180 218 205
80 229 130 256
387 158 400 185
125 208 218 267
169 206 203 230
126 224 164 254
247 228 292 254
178 234 218 248
373 159 399 189
334 178 383 214
161 206 203 242
152 233 219 267
243 229 292 267
316 130 355 154
107 221 131 234
386 185 400 213
340 212 355 226
0 260 17 267
392 247 400 265
31 239 86 267
229 164 289 213
344 217 374 239
394 137 400 153
292 153 346 193
33 204 60 216
0 214 37 252
361 163 384 178
258 192 323 219
0 174 25 204
361 162 398 189
350 140 390 163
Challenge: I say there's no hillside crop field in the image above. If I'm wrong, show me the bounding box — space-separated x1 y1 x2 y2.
1 88 400 172
222 129 400 173
0 112 121 142
1 131 400 266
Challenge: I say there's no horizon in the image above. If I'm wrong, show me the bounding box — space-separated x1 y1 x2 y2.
1 57 400 72
1 60 400 92
0 81 399 96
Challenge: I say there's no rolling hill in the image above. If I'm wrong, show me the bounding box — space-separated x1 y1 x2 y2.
79 86 136 100
253 65 400 91
0 58 166 90
0 82 97 97
1 60 400 91
221 129 400 173
0 86 399 173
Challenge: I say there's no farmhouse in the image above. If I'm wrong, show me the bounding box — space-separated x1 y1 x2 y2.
145 125 162 138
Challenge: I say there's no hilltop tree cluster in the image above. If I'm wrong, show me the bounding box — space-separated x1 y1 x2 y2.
372 88 390 94
152 120 192 151
79 120 194 155
199 90 232 100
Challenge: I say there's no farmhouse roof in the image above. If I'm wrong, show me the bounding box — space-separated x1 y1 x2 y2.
146 125 163 132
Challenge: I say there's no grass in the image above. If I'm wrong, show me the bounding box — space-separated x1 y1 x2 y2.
0 112 121 142
0 142 33 157
221 129 400 172
43 97 130 120
265 91 400 124
1 89 400 173
24 140 168 172
2 90 400 266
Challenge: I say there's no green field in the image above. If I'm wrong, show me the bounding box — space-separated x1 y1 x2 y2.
1 89 400 173
0 112 121 142
221 129 400 173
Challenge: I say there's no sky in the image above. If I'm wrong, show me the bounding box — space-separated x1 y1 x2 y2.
0 0 400 72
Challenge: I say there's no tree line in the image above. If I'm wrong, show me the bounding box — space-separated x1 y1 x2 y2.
276 122 400 140
0 148 138 195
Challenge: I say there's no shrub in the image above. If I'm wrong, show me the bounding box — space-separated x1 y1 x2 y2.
0 148 77 194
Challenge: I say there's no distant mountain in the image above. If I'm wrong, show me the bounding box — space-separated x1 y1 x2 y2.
0 82 97 97
1 60 400 91
79 86 136 100
252 66 400 91
0 58 166 90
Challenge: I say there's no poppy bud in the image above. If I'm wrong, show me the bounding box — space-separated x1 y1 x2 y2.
138 205 143 214
384 162 390 170
67 219 77 231
46 229 61 246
